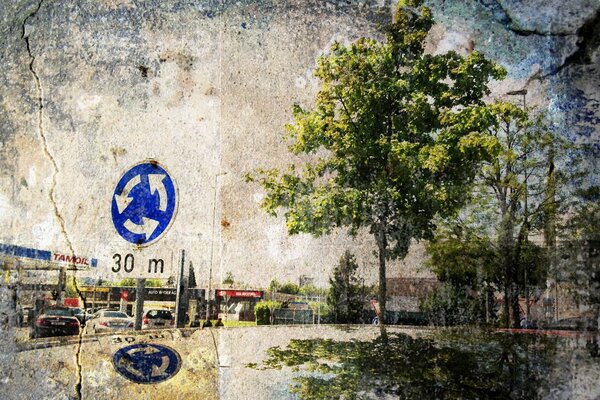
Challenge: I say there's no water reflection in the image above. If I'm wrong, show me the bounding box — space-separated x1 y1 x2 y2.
249 329 599 399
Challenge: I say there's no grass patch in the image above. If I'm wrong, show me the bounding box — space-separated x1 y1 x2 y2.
220 320 257 327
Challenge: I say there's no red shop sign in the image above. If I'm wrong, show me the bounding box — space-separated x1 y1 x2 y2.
216 289 263 298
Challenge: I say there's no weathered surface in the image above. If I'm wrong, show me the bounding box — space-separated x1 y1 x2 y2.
0 0 599 398
217 325 425 399
1 0 598 285
5 329 218 399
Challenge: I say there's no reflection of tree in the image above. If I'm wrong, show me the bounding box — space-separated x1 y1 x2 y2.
249 331 560 399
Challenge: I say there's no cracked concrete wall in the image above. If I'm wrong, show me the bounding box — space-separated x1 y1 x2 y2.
0 0 598 311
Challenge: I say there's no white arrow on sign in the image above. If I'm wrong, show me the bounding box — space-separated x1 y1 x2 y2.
148 174 168 212
115 174 142 214
124 217 160 240
151 356 171 377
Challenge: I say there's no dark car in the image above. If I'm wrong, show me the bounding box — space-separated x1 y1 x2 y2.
31 307 81 338
142 309 174 329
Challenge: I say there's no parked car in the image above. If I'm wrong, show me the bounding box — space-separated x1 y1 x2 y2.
86 310 134 334
84 308 104 322
142 309 174 329
31 307 81 338
21 306 33 327
69 307 86 325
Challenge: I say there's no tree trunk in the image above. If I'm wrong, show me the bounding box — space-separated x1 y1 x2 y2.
377 223 388 338
511 282 521 328
513 221 529 328
499 214 516 328
503 284 510 328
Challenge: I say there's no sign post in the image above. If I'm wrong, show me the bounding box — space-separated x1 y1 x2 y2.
174 250 188 328
134 278 146 330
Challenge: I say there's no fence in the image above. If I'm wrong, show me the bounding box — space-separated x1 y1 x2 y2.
273 309 314 325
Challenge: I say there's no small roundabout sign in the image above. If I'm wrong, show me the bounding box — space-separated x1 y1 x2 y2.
113 343 181 384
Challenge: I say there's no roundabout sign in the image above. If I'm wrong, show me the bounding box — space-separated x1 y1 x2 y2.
113 343 181 384
111 161 177 246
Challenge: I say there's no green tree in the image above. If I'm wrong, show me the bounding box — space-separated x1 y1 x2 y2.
222 271 234 287
279 282 300 295
268 279 281 293
426 105 578 327
65 276 80 298
254 300 282 325
424 226 499 325
564 186 600 241
115 278 163 287
559 186 600 323
472 105 579 327
188 262 197 288
299 284 327 297
115 278 136 287
246 0 505 328
327 251 363 324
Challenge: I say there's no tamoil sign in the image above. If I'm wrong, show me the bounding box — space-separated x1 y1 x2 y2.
0 244 97 270
53 252 96 268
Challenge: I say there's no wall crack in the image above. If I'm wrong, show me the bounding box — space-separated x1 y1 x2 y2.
477 0 583 37
21 2 86 399
540 8 600 78
477 0 600 79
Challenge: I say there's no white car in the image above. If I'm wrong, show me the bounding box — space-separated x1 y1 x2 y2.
142 309 174 329
87 310 134 333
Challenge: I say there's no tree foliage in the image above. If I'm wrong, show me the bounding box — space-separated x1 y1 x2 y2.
114 278 163 287
188 262 197 288
255 300 282 325
426 104 580 327
299 284 327 297
327 251 363 324
246 0 505 326
268 279 281 293
222 271 234 287
558 186 600 311
279 282 300 295
563 186 600 241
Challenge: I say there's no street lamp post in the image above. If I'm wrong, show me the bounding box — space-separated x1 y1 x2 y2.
506 89 527 109
206 172 227 323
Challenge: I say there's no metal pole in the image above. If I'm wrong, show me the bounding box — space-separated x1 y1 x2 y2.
134 278 146 330
92 284 96 311
175 249 186 327
555 281 559 321
206 172 227 322
485 282 490 324
57 266 66 304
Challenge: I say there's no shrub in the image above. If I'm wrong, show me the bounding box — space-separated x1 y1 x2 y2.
420 284 485 326
254 300 282 325
279 282 300 295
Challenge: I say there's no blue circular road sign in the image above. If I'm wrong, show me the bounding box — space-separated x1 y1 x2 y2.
113 343 181 384
111 161 177 246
